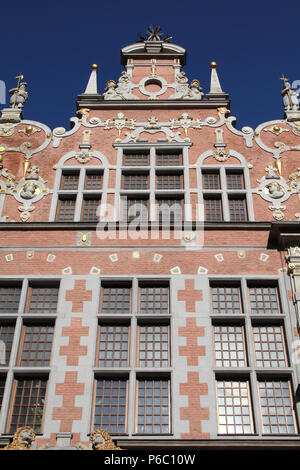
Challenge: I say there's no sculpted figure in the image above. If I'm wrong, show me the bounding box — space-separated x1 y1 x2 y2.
3 426 36 450
115 72 138 100
90 429 122 450
9 82 28 109
25 165 40 180
20 182 38 199
281 80 299 111
266 181 285 199
183 79 204 100
169 71 189 99
103 80 122 100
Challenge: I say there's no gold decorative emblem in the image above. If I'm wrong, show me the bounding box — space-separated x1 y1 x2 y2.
3 426 36 450
89 429 122 450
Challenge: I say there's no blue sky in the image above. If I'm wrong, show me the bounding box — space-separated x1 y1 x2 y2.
1 0 299 131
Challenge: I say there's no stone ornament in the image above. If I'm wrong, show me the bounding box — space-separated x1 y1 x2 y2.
281 77 299 112
3 426 36 450
90 429 122 450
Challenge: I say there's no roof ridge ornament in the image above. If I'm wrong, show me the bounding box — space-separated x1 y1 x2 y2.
138 25 172 43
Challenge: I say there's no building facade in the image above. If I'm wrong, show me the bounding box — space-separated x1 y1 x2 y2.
1 27 300 450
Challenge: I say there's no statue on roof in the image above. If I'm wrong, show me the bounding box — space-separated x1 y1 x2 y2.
9 74 28 109
281 76 299 111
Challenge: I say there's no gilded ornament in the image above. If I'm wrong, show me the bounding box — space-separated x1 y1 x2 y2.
89 429 122 450
3 426 36 450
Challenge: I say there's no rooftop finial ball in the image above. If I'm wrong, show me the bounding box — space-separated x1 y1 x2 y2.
210 61 217 68
92 64 98 70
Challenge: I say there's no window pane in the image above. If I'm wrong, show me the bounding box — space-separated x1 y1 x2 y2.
0 286 21 313
28 287 59 313
203 172 220 190
20 325 54 367
211 285 242 314
0 377 6 410
0 324 15 366
156 174 182 190
123 174 148 190
56 198 76 221
157 199 182 222
216 380 253 434
138 325 169 367
205 198 222 221
140 286 169 314
253 326 287 367
124 154 149 166
226 172 244 190
97 325 129 367
214 326 246 367
60 173 79 190
8 378 47 434
156 153 182 166
229 198 247 221
258 381 297 434
101 287 131 314
81 198 100 221
126 199 148 223
94 379 127 433
85 172 102 189
249 285 280 314
137 379 170 433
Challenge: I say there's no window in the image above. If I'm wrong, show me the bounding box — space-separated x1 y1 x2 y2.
100 284 131 314
8 377 47 434
203 171 220 190
26 286 59 313
0 285 21 313
56 166 103 222
138 325 169 367
228 197 247 222
0 324 15 366
123 173 149 190
97 325 129 367
85 171 102 190
156 173 182 190
211 284 242 314
258 380 297 434
125 198 148 223
81 197 100 221
136 379 170 433
248 284 280 314
214 325 247 367
226 171 244 190
0 377 5 410
123 152 149 166
157 198 183 223
18 325 54 367
156 152 182 166
216 380 253 434
204 197 222 221
201 167 248 221
139 284 169 314
56 197 76 221
60 171 79 190
252 325 287 367
93 378 127 433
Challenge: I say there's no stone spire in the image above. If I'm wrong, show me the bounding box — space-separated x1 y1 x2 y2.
206 61 229 103
83 64 99 94
209 62 223 94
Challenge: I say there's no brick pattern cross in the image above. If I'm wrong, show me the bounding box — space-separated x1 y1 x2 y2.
65 280 92 312
178 317 205 366
180 372 209 439
178 279 203 312
52 372 85 432
59 318 89 366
